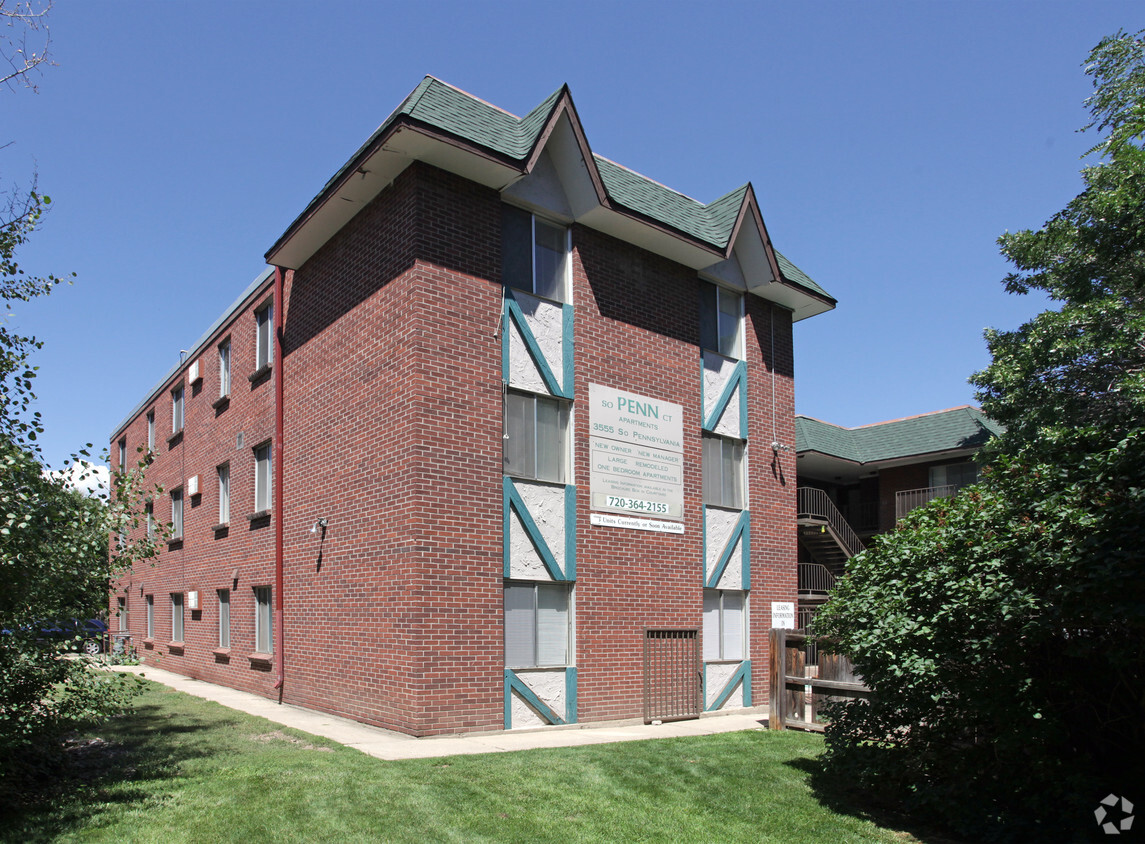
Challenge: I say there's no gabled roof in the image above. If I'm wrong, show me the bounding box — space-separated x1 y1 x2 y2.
266 77 835 318
795 406 1004 465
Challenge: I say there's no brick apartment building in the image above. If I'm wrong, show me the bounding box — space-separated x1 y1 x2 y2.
109 77 835 735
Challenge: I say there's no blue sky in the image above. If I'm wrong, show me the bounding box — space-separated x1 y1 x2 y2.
5 1 1140 471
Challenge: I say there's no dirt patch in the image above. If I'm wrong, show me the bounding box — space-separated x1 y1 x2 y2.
252 730 333 752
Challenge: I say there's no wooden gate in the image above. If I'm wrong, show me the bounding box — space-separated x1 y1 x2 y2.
643 629 701 723
768 628 871 730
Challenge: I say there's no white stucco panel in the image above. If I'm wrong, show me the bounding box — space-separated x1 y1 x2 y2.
508 320 549 395
716 540 744 591
508 480 566 580
705 506 740 581
702 351 741 438
712 382 741 439
508 292 565 395
510 668 567 728
706 662 744 710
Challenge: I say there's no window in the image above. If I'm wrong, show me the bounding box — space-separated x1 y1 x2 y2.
703 433 745 509
172 385 184 433
145 501 154 538
503 390 569 484
146 595 154 639
218 338 231 397
699 282 743 359
171 593 184 642
218 589 230 649
504 582 570 668
254 442 272 512
502 205 569 302
117 438 127 472
147 411 155 451
217 464 230 524
703 589 745 661
929 462 977 492
117 596 128 632
254 586 272 653
171 488 184 540
255 302 273 370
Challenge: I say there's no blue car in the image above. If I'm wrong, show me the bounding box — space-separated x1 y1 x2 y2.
37 618 110 655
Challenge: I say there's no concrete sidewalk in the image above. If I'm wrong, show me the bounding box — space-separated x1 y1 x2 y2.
115 664 769 761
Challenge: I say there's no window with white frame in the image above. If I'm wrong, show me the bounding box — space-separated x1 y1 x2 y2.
171 593 184 642
146 595 154 639
218 589 230 649
254 442 272 512
255 302 273 371
172 385 184 433
218 337 231 397
170 488 184 540
703 433 745 509
502 206 569 303
503 390 569 484
254 586 272 653
703 589 746 661
699 282 743 359
145 501 154 538
117 596 128 632
504 581 570 668
147 410 155 451
117 438 126 472
217 463 230 524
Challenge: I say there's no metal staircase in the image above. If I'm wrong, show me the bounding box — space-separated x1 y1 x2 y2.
796 488 864 590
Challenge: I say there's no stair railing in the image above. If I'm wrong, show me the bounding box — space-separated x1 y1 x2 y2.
798 562 836 594
797 487 865 559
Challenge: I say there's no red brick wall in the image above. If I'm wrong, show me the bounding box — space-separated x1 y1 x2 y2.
111 273 278 696
111 160 800 734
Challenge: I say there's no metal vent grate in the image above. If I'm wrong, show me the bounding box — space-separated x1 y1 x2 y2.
643 628 701 723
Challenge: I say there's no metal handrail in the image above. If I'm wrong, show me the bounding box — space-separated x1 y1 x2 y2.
895 484 958 521
796 487 864 558
798 562 836 594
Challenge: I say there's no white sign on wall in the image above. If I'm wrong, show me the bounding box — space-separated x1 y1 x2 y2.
588 384 685 528
771 602 796 630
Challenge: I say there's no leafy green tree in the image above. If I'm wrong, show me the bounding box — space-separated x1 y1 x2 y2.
814 30 1145 840
0 192 159 781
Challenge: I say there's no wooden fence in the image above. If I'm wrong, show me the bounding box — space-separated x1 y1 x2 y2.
768 628 870 731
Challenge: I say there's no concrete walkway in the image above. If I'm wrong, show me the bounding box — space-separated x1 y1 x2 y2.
115 664 769 761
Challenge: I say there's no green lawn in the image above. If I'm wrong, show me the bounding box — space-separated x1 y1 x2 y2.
6 681 916 843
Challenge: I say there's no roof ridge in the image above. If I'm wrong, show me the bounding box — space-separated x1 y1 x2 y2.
851 405 981 430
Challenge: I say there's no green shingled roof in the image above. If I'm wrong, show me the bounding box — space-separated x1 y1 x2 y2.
795 407 1003 463
305 77 826 296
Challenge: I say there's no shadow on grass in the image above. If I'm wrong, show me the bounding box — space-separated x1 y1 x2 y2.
784 754 968 844
1 699 241 844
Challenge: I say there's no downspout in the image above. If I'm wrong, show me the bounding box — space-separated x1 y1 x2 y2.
273 265 285 694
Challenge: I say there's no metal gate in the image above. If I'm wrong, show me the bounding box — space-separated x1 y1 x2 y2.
643 628 701 723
